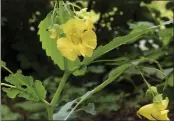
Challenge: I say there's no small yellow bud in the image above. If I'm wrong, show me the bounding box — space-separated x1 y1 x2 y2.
48 24 60 40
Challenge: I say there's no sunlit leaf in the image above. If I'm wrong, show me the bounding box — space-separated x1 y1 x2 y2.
2 88 19 98
1 60 6 67
83 25 153 65
141 1 173 19
2 70 46 102
38 13 81 74
34 80 47 100
159 28 173 46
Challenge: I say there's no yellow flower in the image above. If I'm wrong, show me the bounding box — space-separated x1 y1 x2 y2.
137 98 170 120
49 28 58 39
85 17 94 30
154 97 169 111
57 18 97 61
49 24 60 40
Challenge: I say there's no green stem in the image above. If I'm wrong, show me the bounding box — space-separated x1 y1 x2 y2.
1 65 25 84
51 1 58 24
47 64 79 120
42 99 50 106
64 78 114 120
136 66 151 88
46 1 70 119
41 99 53 120
51 71 70 106
2 81 53 119
1 65 14 74
47 105 53 120
1 83 16 88
59 0 64 24
64 58 68 71
64 64 131 120
92 60 120 63
48 71 70 120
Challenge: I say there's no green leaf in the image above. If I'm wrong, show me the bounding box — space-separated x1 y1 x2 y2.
2 70 46 101
2 88 19 98
109 64 132 80
5 70 33 88
81 103 96 115
141 1 173 19
128 21 154 29
159 28 173 46
83 25 152 65
57 3 74 24
168 72 174 87
73 66 87 76
141 66 166 80
1 60 6 67
14 101 45 112
88 66 106 74
62 64 132 120
145 48 166 60
53 91 91 120
38 13 81 73
38 13 64 70
53 99 77 120
34 80 46 100
1 104 21 120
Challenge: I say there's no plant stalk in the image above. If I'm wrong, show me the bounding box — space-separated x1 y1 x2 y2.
47 105 53 120
51 72 70 106
64 67 130 120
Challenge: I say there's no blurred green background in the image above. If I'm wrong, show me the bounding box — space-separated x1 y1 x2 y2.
1 0 174 120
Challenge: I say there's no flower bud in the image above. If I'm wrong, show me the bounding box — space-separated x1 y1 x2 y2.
48 24 60 40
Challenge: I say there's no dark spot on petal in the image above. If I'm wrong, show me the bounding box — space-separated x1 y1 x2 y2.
83 29 87 33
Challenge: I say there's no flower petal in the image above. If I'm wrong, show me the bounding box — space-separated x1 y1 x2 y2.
85 17 94 30
57 37 78 61
82 30 97 49
78 44 93 57
154 110 170 120
63 19 86 36
74 19 86 31
63 19 74 35
155 97 169 111
137 104 157 120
